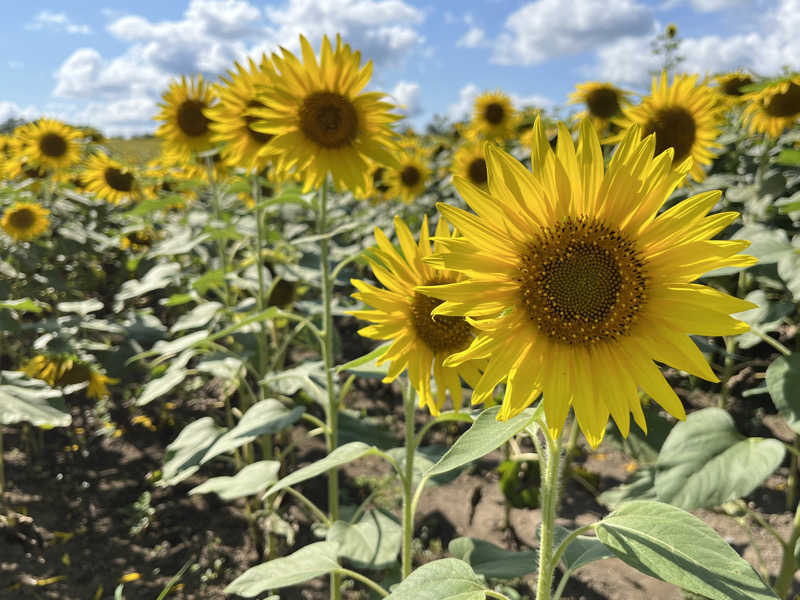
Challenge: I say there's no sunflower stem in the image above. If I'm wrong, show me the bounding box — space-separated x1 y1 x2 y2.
317 181 341 600
774 494 800 598
206 156 232 306
252 175 269 379
535 426 563 600
0 427 5 506
402 380 417 579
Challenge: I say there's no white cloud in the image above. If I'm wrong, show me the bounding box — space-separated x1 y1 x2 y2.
391 80 421 117
511 92 553 110
48 0 425 135
457 27 486 48
447 83 480 121
595 0 800 87
660 0 747 11
27 10 92 35
492 0 653 65
0 101 39 124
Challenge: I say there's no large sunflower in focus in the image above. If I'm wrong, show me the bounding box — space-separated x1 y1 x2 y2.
569 82 631 131
1 202 49 241
451 141 488 191
743 75 800 139
466 91 516 141
250 34 401 193
420 118 756 447
18 119 82 171
83 153 139 204
384 144 430 204
155 75 217 162
611 73 723 183
350 216 483 415
206 56 277 172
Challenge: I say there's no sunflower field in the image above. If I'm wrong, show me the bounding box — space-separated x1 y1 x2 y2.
4 27 800 600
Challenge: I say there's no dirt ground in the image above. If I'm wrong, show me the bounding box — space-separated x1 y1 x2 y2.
1 376 797 600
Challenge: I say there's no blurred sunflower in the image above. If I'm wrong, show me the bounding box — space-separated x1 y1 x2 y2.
1 202 50 241
569 82 631 131
23 355 117 400
83 153 139 204
743 75 800 138
206 56 277 172
350 215 483 414
714 72 753 108
611 72 723 183
18 118 82 171
250 34 401 193
466 91 516 140
451 141 488 190
384 144 430 204
0 134 15 179
356 162 392 204
155 75 217 162
420 118 756 447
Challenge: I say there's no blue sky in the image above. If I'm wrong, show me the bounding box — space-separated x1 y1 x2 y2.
0 0 794 136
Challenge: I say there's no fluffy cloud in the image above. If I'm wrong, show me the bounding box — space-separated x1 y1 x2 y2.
27 10 92 35
595 0 800 87
0 101 40 124
457 27 486 48
492 0 652 65
660 0 747 11
391 81 421 117
48 0 425 135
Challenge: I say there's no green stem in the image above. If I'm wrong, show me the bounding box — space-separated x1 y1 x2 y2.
0 427 5 503
252 175 269 378
284 487 331 526
774 498 800 598
535 428 563 600
402 380 417 579
750 326 792 357
414 411 473 448
317 182 341 600
485 591 514 600
336 568 389 597
206 157 231 306
550 523 596 574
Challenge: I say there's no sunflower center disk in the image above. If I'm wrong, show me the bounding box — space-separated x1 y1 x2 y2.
722 76 752 97
484 102 505 125
244 100 273 144
401 166 421 188
518 217 647 345
104 167 134 192
300 91 358 148
765 83 800 118
410 291 472 353
177 100 211 137
644 106 696 163
8 208 36 229
586 88 620 119
56 363 92 386
468 158 488 185
39 133 68 158
372 167 390 193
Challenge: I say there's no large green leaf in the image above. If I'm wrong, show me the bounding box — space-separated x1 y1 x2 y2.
265 442 382 497
158 417 225 486
114 262 181 306
734 290 794 350
384 558 486 599
426 405 540 477
0 371 70 427
766 353 800 433
327 509 401 569
224 542 340 597
136 367 188 406
448 537 538 579
189 461 280 500
0 298 48 314
551 525 613 572
655 408 785 509
170 301 223 333
598 466 658 509
201 399 304 464
596 500 779 600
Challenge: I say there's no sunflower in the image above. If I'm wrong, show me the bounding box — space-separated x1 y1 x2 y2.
17 118 82 171
384 144 430 204
466 91 516 141
206 56 278 172
23 355 117 400
83 152 140 204
250 35 401 193
419 118 756 447
350 215 483 414
155 75 217 163
1 202 50 241
743 75 800 139
451 141 488 190
569 82 631 131
0 134 16 178
714 72 754 108
611 72 723 183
